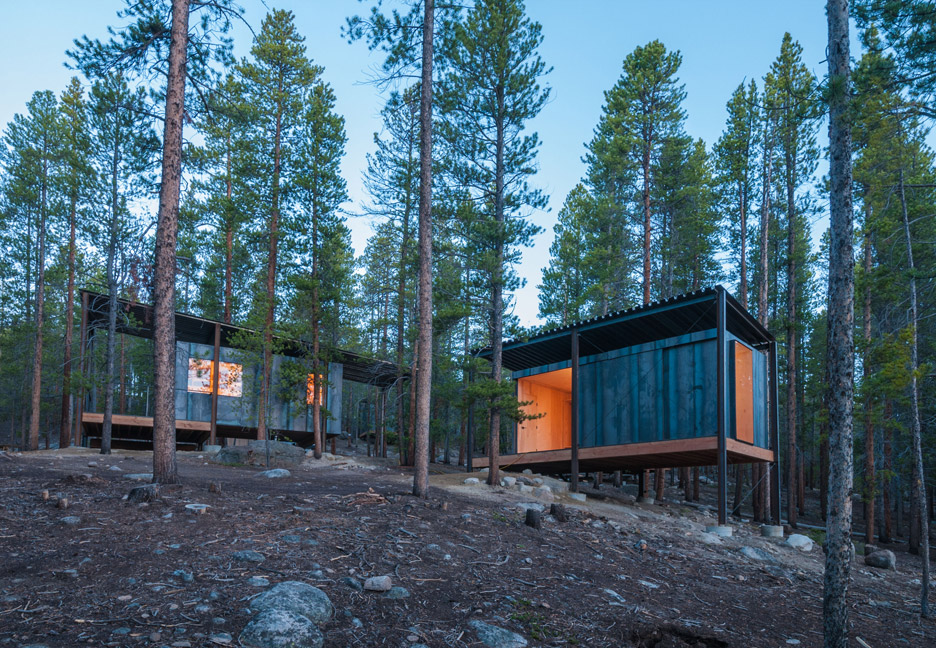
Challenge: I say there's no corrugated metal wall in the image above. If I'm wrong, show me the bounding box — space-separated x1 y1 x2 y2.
522 329 769 450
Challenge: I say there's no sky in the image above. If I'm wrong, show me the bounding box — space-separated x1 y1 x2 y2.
0 1 840 327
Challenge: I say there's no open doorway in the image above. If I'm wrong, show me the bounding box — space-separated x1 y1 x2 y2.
516 367 572 452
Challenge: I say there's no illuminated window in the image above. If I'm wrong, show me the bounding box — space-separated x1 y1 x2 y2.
187 358 243 397
306 373 325 406
734 342 754 444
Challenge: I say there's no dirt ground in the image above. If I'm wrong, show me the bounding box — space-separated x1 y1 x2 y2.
0 448 933 648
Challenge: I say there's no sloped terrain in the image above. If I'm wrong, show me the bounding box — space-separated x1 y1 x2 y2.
0 448 932 647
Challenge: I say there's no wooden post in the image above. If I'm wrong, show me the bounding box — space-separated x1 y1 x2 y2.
571 329 580 493
209 322 221 447
74 291 89 447
769 339 782 524
716 287 728 526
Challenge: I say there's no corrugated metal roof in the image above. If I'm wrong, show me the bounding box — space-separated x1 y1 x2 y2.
478 285 774 372
81 290 404 388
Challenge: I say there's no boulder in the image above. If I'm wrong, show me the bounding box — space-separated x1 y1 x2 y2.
865 549 897 571
247 440 305 466
250 581 333 625
468 620 528 648
533 486 554 501
500 477 517 488
464 478 480 486
783 534 814 552
213 447 250 466
239 609 323 648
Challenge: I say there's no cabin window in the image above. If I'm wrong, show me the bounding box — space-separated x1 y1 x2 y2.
187 358 243 397
516 368 572 452
733 342 754 444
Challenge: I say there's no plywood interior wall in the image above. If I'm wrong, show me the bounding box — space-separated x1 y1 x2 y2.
733 342 754 444
517 368 572 453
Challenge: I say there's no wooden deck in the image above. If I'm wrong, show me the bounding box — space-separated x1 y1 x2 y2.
80 412 334 450
469 436 774 474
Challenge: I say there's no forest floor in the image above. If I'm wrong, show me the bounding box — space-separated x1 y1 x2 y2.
0 447 933 648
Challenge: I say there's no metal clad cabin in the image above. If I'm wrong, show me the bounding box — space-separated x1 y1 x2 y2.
473 286 780 525
76 290 400 450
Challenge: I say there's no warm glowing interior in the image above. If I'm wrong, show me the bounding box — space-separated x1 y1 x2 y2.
517 368 572 453
734 342 754 444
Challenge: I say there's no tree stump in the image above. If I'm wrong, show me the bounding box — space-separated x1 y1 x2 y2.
56 497 69 509
208 481 222 494
549 503 567 523
525 508 541 530
128 484 160 504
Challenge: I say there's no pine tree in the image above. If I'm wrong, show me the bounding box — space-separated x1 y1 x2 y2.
767 33 821 526
87 74 159 454
439 0 549 487
825 1 856 642
538 184 592 325
237 9 318 442
714 81 760 307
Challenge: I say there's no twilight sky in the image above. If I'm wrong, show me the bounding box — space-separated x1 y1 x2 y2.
0 1 838 326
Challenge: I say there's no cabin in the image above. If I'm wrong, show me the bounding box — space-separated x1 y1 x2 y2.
75 290 401 451
472 286 781 526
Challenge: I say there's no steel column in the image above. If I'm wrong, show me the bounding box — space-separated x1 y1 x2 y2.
571 329 580 493
209 322 221 447
716 287 728 526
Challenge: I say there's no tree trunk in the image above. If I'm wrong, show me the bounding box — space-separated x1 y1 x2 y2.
882 398 893 543
152 0 190 484
412 0 435 498
223 132 233 324
756 119 773 518
258 98 285 444
824 4 856 643
898 167 930 616
862 230 875 545
785 142 798 528
487 73 507 490
102 129 122 456
28 148 50 452
60 194 78 449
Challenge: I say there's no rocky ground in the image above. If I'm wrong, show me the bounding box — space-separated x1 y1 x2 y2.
0 446 933 648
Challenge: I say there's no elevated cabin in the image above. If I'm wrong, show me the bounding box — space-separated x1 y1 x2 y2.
76 290 401 451
472 286 780 525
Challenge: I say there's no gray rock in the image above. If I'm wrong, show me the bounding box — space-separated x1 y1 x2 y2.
568 493 586 502
172 569 194 583
865 549 897 570
125 473 153 481
500 476 517 488
279 534 302 544
258 469 290 479
247 577 270 587
239 609 323 648
247 440 306 466
704 525 733 537
533 486 554 500
233 550 266 563
250 581 333 624
202 445 222 455
108 465 123 472
209 632 232 645
468 620 528 648
783 534 814 552
342 577 363 592
364 575 393 592
740 546 775 562
464 477 480 486
213 446 250 466
60 516 81 525
517 484 534 495
383 586 410 599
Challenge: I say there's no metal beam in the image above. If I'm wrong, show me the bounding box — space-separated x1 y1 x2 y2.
716 286 728 525
571 329 580 493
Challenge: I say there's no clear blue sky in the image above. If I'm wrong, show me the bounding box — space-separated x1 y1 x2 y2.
0 1 838 326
